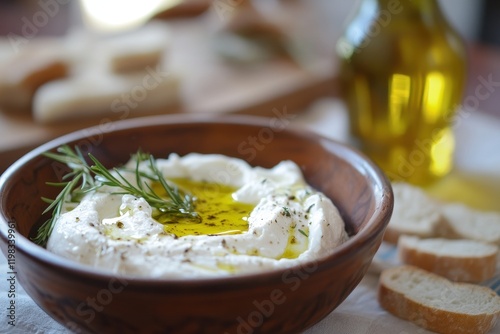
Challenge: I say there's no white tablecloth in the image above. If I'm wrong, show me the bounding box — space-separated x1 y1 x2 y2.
1 99 500 334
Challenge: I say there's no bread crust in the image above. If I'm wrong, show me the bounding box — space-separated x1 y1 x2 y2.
0 41 68 111
378 266 500 334
384 182 445 244
398 236 498 283
386 182 500 246
440 203 500 245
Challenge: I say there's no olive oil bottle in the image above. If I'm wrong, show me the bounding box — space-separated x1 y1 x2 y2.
336 0 467 185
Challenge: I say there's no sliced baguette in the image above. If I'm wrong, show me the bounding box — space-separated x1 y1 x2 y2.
0 39 69 111
153 0 211 19
384 182 445 244
440 203 500 246
33 71 180 124
63 23 169 76
398 236 498 283
378 265 500 334
102 22 170 74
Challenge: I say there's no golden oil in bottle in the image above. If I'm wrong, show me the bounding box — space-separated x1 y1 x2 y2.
336 0 467 185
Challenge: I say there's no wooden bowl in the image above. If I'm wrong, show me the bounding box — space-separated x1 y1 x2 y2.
0 114 393 334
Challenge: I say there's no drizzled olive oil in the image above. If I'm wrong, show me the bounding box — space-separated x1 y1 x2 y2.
280 226 309 259
337 0 466 185
154 179 254 237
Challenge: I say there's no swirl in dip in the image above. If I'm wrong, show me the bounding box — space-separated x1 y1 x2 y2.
47 153 349 278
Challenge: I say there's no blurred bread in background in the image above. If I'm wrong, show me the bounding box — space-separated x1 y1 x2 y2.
0 39 69 112
0 22 180 123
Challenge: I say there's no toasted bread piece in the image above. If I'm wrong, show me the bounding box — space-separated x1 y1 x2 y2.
103 23 170 74
384 182 445 244
64 23 169 75
440 203 500 246
398 236 498 283
33 70 180 124
0 39 68 111
153 0 211 19
378 265 500 334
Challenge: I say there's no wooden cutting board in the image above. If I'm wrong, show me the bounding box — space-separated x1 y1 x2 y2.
0 18 339 173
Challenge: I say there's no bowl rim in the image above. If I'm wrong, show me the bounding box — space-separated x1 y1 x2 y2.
0 113 393 286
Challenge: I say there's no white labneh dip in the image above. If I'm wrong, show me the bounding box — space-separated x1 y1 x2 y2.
47 153 349 278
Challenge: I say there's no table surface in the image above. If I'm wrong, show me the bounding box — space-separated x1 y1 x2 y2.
0 2 344 173
0 98 499 334
0 1 499 172
1 3 500 334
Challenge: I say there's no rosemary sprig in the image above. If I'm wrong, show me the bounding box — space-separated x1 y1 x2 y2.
33 146 95 246
34 145 199 246
88 154 199 220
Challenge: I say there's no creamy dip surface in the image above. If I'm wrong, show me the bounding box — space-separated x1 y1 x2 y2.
47 153 349 278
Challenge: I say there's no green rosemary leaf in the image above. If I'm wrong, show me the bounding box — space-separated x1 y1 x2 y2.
35 146 200 247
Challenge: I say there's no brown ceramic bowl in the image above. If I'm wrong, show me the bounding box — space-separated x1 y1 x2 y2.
0 114 393 334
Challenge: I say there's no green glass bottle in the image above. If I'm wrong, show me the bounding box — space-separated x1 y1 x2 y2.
336 0 467 185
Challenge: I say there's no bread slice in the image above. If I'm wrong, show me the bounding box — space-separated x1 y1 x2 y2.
440 203 500 246
33 71 180 123
153 0 211 19
63 23 169 76
0 39 68 111
398 236 498 283
384 182 445 244
102 23 170 74
378 265 500 334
